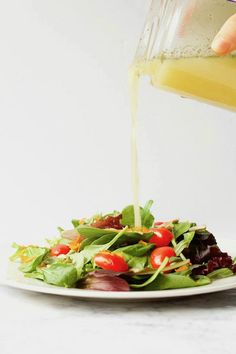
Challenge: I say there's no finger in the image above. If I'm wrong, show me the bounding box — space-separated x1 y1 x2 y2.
211 14 236 55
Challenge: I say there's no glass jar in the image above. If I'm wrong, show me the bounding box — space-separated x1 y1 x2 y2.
134 0 236 111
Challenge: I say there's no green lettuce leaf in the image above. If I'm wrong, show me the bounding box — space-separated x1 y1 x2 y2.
43 263 78 287
10 244 49 273
10 243 25 261
25 270 44 280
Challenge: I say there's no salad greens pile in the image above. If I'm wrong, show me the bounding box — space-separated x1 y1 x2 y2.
10 201 236 291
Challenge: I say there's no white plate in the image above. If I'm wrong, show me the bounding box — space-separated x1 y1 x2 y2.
2 238 236 301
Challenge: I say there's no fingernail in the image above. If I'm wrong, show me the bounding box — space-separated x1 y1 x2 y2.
211 36 232 55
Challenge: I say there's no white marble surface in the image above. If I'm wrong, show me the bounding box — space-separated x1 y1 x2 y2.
1 283 236 354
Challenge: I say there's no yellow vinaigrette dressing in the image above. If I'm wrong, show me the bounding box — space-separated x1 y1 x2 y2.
130 55 236 226
129 67 142 228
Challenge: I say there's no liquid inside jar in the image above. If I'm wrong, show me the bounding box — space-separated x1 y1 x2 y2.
132 55 236 112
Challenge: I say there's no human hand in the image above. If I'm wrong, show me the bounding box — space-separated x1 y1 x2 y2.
212 14 236 55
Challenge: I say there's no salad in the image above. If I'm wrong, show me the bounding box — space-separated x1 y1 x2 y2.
10 201 236 291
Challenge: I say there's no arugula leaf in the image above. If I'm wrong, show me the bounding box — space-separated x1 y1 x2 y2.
43 263 78 287
174 231 195 256
10 244 49 273
143 273 211 290
173 222 191 239
130 257 169 288
130 259 191 276
172 263 201 276
207 268 233 280
121 200 154 228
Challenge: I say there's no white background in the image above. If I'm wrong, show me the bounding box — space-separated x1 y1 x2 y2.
1 3 236 354
0 0 236 246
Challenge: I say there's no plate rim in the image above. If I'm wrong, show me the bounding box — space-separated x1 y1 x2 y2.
3 276 236 300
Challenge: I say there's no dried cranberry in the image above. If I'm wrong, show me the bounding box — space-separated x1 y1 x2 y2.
91 215 123 229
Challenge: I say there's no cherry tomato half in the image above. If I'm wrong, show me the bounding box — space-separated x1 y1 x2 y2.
150 246 176 269
50 244 71 257
94 251 129 272
149 227 174 247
